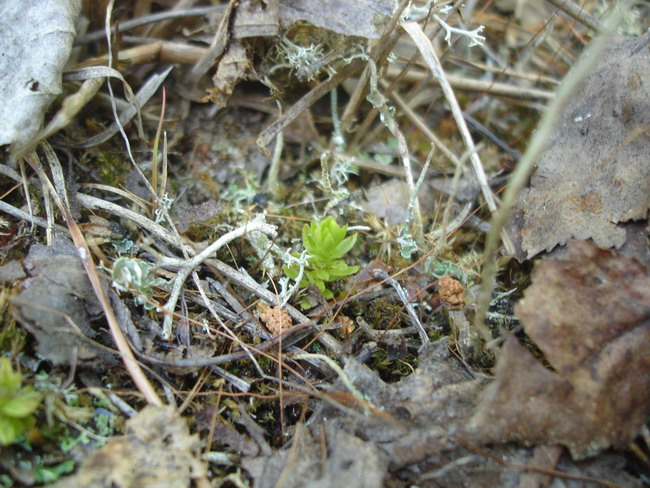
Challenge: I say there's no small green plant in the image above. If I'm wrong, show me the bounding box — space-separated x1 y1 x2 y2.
34 459 75 484
284 217 359 305
0 357 43 446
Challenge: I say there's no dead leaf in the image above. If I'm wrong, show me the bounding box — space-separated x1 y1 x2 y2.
243 421 388 488
519 240 650 374
0 0 81 151
306 427 387 488
278 0 395 39
191 0 236 78
51 405 207 488
0 260 26 283
233 0 279 39
242 422 318 488
242 340 481 486
360 179 437 226
241 337 640 484
172 200 224 234
15 237 104 366
200 41 253 108
468 240 650 459
516 445 563 488
195 407 261 457
508 34 650 261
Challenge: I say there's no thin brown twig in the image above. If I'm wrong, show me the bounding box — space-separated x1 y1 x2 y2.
135 320 313 368
545 0 612 35
384 66 555 101
256 59 367 154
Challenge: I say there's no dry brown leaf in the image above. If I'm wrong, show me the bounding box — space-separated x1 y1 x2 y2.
519 240 650 375
51 405 207 488
15 237 104 366
244 423 387 488
195 406 261 457
508 34 650 261
516 445 563 488
468 240 650 459
0 260 26 283
200 41 253 108
278 0 394 39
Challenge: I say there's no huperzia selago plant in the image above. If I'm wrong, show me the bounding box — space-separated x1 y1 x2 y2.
0 357 43 446
284 217 359 307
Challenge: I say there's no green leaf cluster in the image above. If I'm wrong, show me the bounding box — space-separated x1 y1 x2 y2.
284 217 359 302
0 357 42 446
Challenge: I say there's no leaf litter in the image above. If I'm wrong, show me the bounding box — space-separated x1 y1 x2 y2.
0 0 648 487
0 0 81 150
49 405 208 488
508 33 650 263
469 240 650 459
13 236 107 366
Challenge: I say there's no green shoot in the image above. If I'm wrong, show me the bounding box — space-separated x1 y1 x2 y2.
284 217 359 306
0 357 43 446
